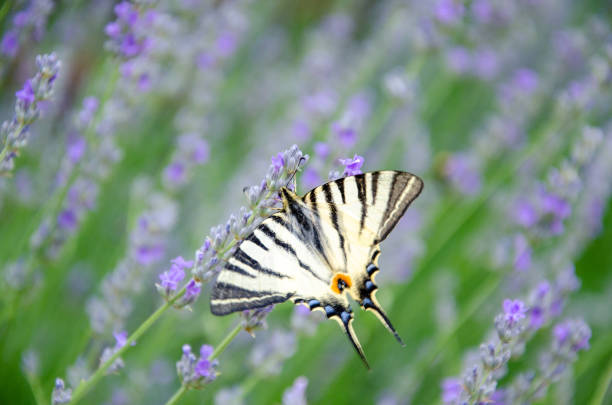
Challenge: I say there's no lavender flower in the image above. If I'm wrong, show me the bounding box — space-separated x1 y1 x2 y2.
192 145 308 281
0 0 54 61
443 299 526 404
176 344 218 389
156 256 190 297
0 53 61 175
51 378 72 405
282 376 308 405
340 154 364 177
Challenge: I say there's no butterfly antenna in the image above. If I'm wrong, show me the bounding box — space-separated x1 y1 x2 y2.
334 311 370 369
363 296 405 347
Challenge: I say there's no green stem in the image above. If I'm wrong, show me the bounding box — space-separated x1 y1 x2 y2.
588 355 612 405
25 372 47 405
164 385 188 405
211 322 243 360
69 287 185 404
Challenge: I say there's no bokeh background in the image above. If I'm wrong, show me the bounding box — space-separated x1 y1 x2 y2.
1 0 611 404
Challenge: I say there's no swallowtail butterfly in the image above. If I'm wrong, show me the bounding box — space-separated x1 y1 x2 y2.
211 171 423 368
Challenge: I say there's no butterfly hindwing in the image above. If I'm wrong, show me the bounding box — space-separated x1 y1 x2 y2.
210 171 423 367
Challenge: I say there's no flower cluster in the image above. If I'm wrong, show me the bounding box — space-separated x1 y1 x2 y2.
105 2 153 59
0 53 60 175
156 256 202 308
51 378 72 405
176 344 218 389
0 0 54 61
192 145 309 281
500 319 591 403
442 299 527 404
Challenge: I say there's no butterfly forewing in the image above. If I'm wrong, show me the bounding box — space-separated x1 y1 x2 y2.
210 171 423 366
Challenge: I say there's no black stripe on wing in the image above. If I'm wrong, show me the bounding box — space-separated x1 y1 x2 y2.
321 182 347 266
377 172 423 242
233 247 288 279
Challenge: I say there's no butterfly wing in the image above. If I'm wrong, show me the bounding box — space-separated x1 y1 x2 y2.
210 171 422 367
302 171 423 344
211 187 371 366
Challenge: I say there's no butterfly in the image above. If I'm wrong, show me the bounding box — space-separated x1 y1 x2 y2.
210 171 423 368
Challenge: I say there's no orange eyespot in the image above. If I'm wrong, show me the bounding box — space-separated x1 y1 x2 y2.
331 273 352 294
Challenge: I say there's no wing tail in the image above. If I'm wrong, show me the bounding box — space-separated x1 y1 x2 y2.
332 312 370 370
362 295 405 347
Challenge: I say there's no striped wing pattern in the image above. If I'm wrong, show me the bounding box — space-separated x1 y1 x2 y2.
210 171 423 367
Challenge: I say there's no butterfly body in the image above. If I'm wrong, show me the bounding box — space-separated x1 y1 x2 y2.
211 171 423 368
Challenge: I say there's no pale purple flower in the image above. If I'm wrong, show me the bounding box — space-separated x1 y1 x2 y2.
164 162 186 184
282 376 308 405
271 153 285 172
113 331 130 348
503 299 526 325
216 31 237 57
1 30 19 56
159 264 186 292
314 142 330 159
172 256 194 270
57 209 78 230
66 135 86 163
435 0 465 25
183 279 202 302
513 234 531 271
512 68 539 93
105 22 121 39
472 0 493 23
135 244 165 265
114 2 138 26
513 199 538 228
340 154 364 176
333 122 357 148
16 80 36 105
194 345 217 380
120 34 140 57
441 377 463 403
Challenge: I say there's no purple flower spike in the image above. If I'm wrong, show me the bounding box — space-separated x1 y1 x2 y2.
314 142 330 159
553 322 570 344
164 162 186 184
503 299 526 325
16 80 36 105
271 153 285 172
340 154 364 176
